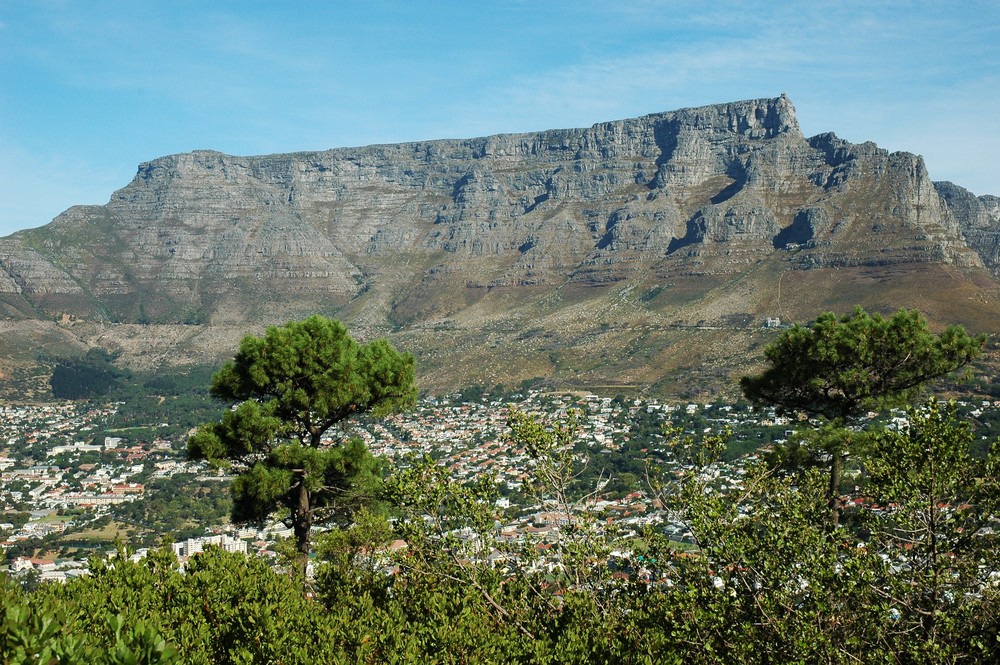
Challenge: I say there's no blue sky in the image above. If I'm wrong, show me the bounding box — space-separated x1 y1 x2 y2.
1 1 998 236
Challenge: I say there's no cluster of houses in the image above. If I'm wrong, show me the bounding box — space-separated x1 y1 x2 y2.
0 403 184 557
352 392 772 542
4 391 998 583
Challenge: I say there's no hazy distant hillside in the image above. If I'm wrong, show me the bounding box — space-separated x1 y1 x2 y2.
2 95 999 398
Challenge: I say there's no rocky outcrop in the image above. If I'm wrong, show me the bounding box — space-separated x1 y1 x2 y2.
1 96 997 393
936 181 1000 275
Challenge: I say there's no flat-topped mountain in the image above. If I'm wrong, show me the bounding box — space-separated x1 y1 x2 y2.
2 96 999 398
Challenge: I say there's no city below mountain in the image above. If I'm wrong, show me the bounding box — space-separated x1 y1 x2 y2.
1 95 999 398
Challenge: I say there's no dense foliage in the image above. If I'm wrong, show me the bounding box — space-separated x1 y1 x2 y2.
187 315 417 569
742 306 985 525
741 307 984 420
48 349 127 400
7 400 998 664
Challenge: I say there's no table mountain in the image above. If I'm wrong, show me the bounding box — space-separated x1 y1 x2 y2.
2 95 998 397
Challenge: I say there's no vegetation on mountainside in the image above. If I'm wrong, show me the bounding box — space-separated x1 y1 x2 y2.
37 355 220 435
47 349 126 400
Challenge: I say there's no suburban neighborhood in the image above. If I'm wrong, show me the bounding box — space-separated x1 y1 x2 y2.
2 392 998 583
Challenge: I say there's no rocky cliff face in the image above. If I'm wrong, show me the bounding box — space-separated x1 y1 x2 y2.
935 181 1000 274
1 96 997 395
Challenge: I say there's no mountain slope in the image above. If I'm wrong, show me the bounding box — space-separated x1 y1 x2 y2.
2 95 998 398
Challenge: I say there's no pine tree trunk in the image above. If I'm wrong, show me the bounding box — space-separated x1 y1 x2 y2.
293 475 312 580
